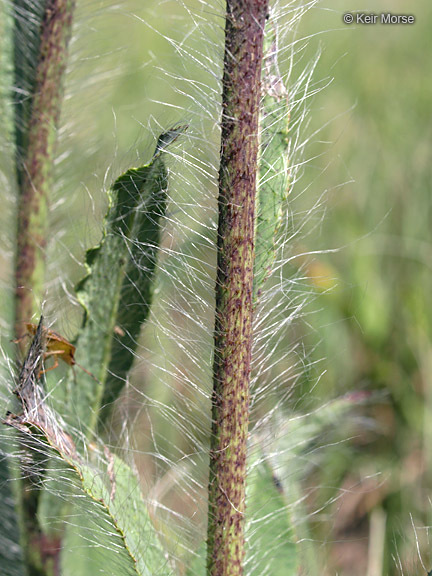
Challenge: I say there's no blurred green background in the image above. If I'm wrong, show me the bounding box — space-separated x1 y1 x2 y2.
1 1 431 574
298 0 431 572
295 2 432 574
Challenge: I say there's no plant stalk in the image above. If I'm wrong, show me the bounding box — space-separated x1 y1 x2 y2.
12 2 75 575
14 0 75 340
206 1 269 575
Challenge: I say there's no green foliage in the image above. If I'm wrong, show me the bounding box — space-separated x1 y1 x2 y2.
101 126 188 424
7 414 171 576
184 453 299 576
254 18 290 299
0 438 25 576
2 0 386 574
293 3 432 570
185 393 364 576
71 126 187 434
246 451 297 576
2 0 430 572
67 449 170 575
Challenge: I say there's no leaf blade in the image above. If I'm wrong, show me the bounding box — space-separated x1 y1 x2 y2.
71 126 186 434
254 19 290 299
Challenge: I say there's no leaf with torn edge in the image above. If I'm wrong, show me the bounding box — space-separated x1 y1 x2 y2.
72 125 187 434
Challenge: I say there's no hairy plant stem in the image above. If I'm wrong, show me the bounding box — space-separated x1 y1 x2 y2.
207 1 269 575
12 2 75 575
14 0 75 341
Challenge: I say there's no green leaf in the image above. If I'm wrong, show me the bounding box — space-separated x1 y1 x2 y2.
74 452 170 576
0 438 26 576
257 394 371 575
100 138 179 422
185 541 206 576
61 501 137 576
254 19 290 300
246 447 297 576
6 413 171 576
71 125 187 434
